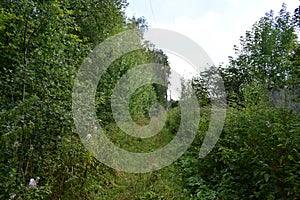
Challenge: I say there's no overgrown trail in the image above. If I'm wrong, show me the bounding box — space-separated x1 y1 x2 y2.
92 123 188 199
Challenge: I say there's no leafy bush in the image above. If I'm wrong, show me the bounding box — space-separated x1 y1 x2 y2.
197 101 299 199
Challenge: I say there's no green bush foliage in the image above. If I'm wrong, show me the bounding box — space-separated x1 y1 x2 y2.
0 1 299 199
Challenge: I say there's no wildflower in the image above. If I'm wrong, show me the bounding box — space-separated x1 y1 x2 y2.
30 144 34 150
29 178 37 189
13 141 20 148
9 194 16 199
94 126 98 131
86 134 92 140
266 121 271 128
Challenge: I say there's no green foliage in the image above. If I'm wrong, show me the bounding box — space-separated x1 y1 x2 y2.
0 0 174 198
220 4 299 103
185 176 217 200
179 4 300 200
166 107 181 134
95 48 169 125
1 0 299 199
180 87 300 199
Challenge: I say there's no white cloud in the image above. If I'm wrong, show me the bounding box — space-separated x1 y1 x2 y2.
153 11 236 66
151 0 299 66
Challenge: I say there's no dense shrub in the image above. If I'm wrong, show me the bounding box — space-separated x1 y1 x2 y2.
185 93 300 199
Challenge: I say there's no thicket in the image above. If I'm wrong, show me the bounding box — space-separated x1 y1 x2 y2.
0 1 299 199
178 4 300 199
0 0 172 199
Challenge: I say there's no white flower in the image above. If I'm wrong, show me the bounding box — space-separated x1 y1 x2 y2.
29 178 37 189
86 134 92 140
13 141 20 148
94 126 98 131
9 194 16 199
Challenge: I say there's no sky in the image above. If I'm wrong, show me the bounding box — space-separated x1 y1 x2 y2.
125 0 299 99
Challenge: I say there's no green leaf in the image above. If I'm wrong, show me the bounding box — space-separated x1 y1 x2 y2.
264 173 270 182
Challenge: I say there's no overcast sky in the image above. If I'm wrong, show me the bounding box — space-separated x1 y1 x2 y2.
125 0 299 99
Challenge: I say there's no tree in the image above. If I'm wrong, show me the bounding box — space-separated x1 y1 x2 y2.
0 0 172 198
219 4 299 104
184 4 300 199
0 0 131 198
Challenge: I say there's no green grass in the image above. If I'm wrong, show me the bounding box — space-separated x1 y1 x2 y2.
84 121 188 199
